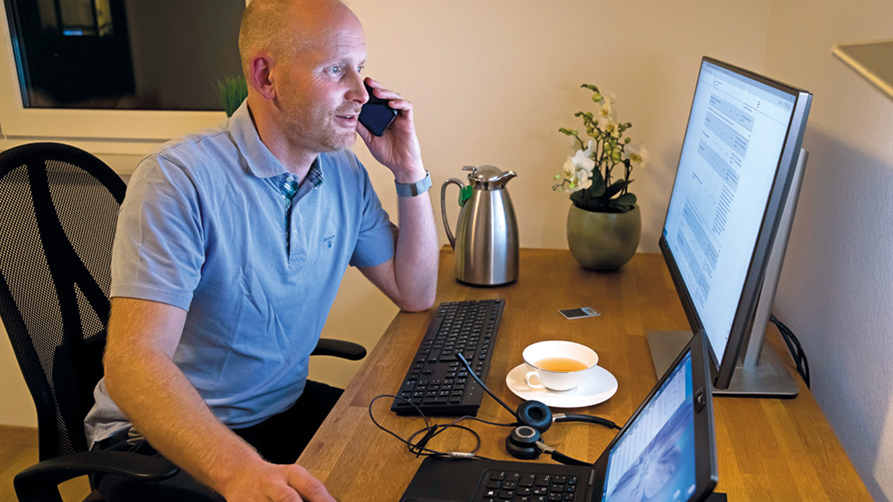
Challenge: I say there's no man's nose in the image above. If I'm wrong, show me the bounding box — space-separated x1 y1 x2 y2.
348 73 368 104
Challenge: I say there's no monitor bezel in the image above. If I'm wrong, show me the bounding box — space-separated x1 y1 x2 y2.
658 56 813 388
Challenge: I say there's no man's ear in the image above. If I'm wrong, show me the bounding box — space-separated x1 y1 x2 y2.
247 53 276 100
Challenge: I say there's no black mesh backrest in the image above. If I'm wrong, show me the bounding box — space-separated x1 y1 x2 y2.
0 142 125 461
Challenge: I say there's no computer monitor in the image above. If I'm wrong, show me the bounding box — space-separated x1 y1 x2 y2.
647 57 812 398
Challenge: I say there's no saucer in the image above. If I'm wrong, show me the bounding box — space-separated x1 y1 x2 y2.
505 364 618 409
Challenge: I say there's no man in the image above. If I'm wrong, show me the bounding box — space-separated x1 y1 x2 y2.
84 0 438 500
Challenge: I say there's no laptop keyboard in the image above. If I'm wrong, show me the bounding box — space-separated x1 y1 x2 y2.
475 469 583 501
391 299 505 416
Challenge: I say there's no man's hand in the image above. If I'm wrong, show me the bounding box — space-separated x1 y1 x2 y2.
220 461 335 502
356 77 425 182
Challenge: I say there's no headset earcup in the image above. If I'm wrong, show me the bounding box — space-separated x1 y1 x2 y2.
515 400 552 433
505 426 541 460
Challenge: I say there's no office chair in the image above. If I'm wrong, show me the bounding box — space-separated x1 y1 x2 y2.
0 142 366 502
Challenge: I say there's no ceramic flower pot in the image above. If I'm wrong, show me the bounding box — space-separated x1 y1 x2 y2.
566 204 641 271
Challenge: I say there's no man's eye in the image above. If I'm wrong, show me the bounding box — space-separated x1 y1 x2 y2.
357 65 365 73
329 65 342 75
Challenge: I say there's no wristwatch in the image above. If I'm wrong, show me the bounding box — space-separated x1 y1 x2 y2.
395 171 432 197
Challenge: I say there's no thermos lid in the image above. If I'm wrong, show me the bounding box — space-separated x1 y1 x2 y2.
463 165 518 190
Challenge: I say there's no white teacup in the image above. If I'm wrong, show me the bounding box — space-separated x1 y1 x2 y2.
523 340 599 392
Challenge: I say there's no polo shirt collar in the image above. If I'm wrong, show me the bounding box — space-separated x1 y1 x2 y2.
228 100 324 185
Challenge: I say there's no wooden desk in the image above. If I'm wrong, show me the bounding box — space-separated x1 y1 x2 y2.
299 249 871 501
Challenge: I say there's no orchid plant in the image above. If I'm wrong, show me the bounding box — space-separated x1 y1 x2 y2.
553 84 650 213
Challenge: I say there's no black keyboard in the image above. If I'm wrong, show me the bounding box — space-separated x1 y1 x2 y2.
474 469 585 502
391 299 505 416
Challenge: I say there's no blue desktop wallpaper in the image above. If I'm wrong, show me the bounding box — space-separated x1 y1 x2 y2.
603 357 697 502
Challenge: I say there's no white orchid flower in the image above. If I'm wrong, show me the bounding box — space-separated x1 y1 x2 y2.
573 167 591 191
562 155 577 182
596 97 613 122
602 120 621 138
571 148 595 172
584 139 595 158
623 143 651 168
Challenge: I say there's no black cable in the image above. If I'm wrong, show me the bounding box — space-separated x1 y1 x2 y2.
557 414 621 431
457 353 518 417
368 394 512 460
459 353 622 430
371 355 620 463
770 313 810 388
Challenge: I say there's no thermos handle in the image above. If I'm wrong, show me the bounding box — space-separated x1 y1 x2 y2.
440 178 465 249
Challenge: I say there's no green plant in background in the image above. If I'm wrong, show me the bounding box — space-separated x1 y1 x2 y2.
553 84 650 213
215 75 248 117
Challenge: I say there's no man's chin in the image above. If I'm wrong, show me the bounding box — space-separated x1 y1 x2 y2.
323 132 358 152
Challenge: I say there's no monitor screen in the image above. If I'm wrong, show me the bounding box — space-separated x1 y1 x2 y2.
659 57 811 389
603 350 696 501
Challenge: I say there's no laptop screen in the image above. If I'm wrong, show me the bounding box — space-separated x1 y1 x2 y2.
602 350 697 501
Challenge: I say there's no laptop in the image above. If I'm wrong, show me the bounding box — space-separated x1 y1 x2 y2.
399 332 720 502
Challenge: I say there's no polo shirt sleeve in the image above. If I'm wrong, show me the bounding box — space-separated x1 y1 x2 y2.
109 155 205 311
349 159 396 268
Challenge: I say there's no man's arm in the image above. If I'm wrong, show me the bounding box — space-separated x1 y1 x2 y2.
356 78 439 312
358 186 438 312
103 297 334 502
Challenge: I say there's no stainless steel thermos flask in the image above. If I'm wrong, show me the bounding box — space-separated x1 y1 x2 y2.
441 165 519 286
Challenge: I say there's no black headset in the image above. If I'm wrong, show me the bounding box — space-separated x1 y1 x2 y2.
458 354 621 466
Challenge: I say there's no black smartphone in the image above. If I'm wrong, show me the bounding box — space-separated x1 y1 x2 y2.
358 82 397 136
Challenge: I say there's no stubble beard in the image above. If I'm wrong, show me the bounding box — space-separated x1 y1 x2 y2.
280 96 358 154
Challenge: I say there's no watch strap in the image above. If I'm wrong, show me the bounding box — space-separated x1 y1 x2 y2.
395 171 432 197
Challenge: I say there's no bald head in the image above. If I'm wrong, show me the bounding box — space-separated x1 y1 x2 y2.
238 0 360 77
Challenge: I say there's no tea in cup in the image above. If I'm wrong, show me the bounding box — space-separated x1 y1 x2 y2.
523 340 598 392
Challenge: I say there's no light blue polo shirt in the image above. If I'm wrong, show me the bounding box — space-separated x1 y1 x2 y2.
85 101 395 443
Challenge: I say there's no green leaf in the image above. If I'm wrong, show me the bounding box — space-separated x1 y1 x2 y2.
613 193 637 206
558 128 575 136
604 180 632 198
214 75 248 117
589 170 606 197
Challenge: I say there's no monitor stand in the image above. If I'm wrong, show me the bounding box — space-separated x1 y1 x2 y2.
647 329 799 398
647 148 808 399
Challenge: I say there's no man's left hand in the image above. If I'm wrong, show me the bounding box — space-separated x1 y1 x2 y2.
356 77 426 182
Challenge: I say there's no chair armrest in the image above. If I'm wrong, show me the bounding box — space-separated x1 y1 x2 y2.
14 450 178 502
311 338 367 361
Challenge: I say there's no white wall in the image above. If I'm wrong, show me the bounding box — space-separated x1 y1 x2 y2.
0 322 36 427
5 1 892 499
309 0 771 385
762 1 893 500
347 0 771 254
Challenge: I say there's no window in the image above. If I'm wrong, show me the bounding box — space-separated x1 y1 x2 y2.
0 0 246 143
